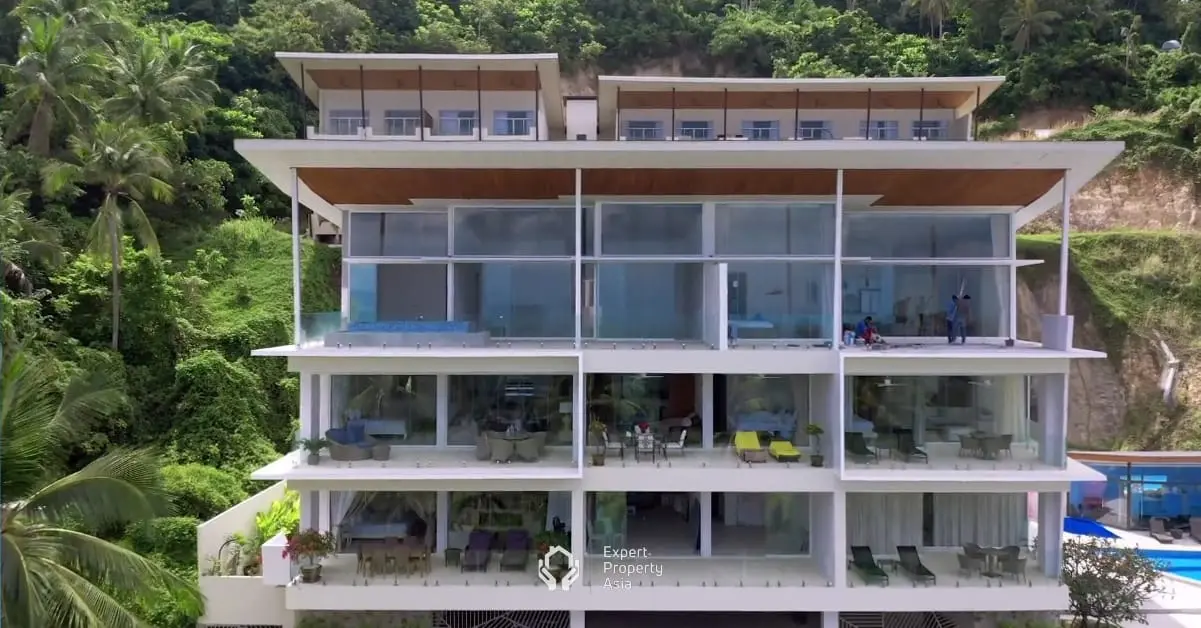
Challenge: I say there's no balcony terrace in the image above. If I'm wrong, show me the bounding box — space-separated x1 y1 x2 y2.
253 447 578 483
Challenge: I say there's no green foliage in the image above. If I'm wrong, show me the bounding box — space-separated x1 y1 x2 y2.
167 349 280 473
125 516 202 567
161 463 248 519
1063 536 1164 628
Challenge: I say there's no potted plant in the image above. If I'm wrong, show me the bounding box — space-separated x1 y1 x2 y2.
806 423 825 467
588 418 607 466
282 528 336 583
300 438 327 465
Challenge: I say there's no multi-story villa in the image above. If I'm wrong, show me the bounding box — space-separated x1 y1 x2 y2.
196 51 1122 628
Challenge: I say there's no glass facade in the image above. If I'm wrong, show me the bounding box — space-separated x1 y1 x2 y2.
331 375 439 445
335 206 1016 343
447 375 575 446
845 375 1030 445
587 492 810 557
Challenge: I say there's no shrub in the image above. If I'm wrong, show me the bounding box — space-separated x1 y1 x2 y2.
125 516 201 568
161 464 248 520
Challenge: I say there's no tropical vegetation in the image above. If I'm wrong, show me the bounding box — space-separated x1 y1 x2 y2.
0 0 1200 623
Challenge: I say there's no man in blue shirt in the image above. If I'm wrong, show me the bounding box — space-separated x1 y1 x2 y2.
854 316 874 342
946 295 970 344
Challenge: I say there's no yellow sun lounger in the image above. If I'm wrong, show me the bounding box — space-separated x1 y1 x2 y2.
769 440 802 463
734 431 768 463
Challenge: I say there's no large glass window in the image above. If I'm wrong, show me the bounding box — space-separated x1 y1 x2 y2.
725 375 809 443
599 204 702 256
727 262 833 340
712 493 810 556
347 212 448 257
587 374 697 436
448 375 574 446
843 213 1010 259
846 375 1021 445
330 491 436 548
841 264 1009 337
331 375 438 445
347 263 448 325
716 203 835 255
452 208 575 257
453 262 573 337
590 262 704 339
449 492 551 535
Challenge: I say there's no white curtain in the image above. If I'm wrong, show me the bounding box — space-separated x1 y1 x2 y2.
931 493 1025 547
330 490 368 545
846 493 923 551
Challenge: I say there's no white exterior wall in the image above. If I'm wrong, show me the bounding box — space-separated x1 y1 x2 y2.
566 99 598 139
319 89 549 138
616 108 959 139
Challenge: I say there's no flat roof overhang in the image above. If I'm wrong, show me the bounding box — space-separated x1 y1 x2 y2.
596 75 1007 139
235 139 1124 227
1069 451 1201 465
274 52 566 139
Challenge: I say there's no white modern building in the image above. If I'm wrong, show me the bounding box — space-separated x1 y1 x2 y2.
196 51 1123 628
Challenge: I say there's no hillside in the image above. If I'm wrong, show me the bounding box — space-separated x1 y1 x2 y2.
1 0 1201 623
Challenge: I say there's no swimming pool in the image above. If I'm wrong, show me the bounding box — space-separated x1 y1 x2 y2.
1140 549 1201 582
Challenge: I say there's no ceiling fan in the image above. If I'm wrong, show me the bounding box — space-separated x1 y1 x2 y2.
874 377 907 388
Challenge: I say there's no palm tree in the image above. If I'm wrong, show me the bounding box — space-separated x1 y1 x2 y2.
0 16 105 156
909 0 952 37
104 32 219 127
1000 0 1060 54
0 176 62 295
1 344 204 627
42 121 174 349
11 0 130 42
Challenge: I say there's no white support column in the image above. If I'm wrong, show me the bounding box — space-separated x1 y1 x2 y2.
831 491 847 587
699 491 713 556
832 169 844 345
318 374 332 434
701 373 715 449
822 611 840 628
1007 216 1018 340
436 374 449 447
299 371 313 440
1038 491 1065 578
574 168 583 346
575 359 585 467
570 611 586 628
571 489 586 559
317 490 331 533
436 491 450 553
1058 173 1071 316
290 168 302 345
446 263 455 321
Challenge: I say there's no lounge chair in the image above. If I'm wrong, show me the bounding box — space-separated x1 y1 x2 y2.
1150 517 1175 544
897 545 936 584
769 439 801 462
662 430 688 457
461 530 493 572
325 426 374 461
734 431 768 463
1190 517 1201 543
500 529 531 571
850 545 889 586
845 432 877 462
892 431 928 464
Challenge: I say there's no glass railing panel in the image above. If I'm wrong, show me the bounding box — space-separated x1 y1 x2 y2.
727 262 833 341
587 262 705 340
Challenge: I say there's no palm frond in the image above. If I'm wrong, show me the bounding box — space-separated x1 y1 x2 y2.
18 449 170 527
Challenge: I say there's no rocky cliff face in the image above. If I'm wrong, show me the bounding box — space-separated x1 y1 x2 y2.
1016 246 1192 449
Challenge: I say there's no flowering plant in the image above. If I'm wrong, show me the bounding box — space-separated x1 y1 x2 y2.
281 529 336 566
637 422 649 432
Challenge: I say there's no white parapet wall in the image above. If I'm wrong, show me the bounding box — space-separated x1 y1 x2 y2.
197 481 294 627
196 481 287 571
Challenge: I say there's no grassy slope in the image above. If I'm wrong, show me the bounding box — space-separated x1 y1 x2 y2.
200 218 340 336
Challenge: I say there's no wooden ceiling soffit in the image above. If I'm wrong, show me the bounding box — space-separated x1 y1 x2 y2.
298 168 1061 207
617 90 974 110
305 69 540 91
844 169 1063 207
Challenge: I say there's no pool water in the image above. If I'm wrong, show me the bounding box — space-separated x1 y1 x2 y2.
1140 549 1201 582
